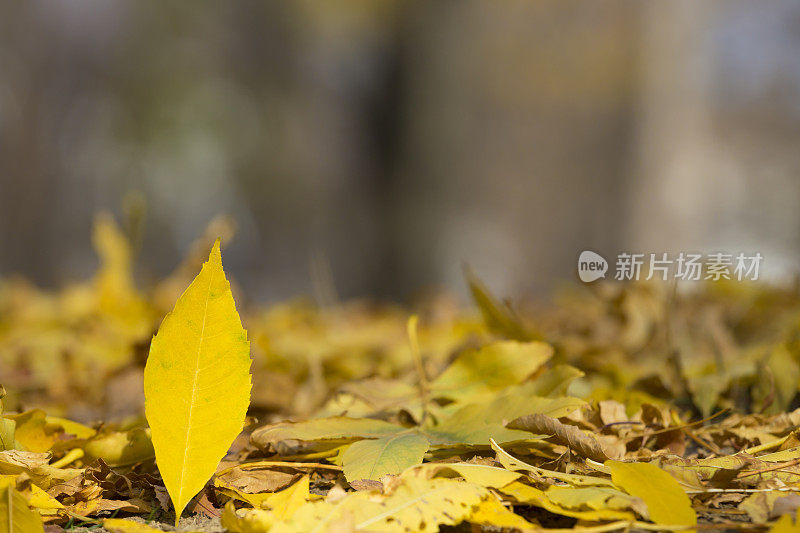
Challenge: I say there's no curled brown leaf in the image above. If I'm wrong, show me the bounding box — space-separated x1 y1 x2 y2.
507 413 612 463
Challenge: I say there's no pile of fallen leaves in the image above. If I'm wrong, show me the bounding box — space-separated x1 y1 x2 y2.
3 215 800 532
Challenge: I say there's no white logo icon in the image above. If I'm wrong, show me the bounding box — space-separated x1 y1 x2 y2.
578 251 608 282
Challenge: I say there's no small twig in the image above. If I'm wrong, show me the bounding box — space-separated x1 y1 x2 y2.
520 520 757 532
585 458 611 474
62 510 100 525
684 427 722 455
628 408 729 439
600 421 644 430
685 486 800 494
407 315 431 425
736 458 800 479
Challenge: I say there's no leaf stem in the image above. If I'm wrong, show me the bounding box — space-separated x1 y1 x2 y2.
407 315 430 425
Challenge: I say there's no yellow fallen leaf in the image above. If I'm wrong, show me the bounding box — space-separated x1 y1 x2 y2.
741 491 785 524
468 496 537 529
82 428 154 467
428 394 582 446
10 465 81 491
144 239 252 526
23 484 64 512
545 486 647 517
103 519 160 533
0 476 62 513
0 451 51 474
491 439 615 487
0 419 15 452
0 387 15 452
10 413 93 456
261 475 310 519
229 477 489 533
222 501 278 533
215 472 310 514
770 514 800 533
341 432 429 481
406 462 522 488
45 416 96 440
499 481 635 522
607 460 696 529
347 477 487 531
0 454 81 491
431 340 552 398
0 484 44 533
251 416 407 447
214 484 269 509
4 411 58 453
104 517 204 533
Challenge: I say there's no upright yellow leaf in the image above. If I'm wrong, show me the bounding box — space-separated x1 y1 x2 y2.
0 485 44 533
144 239 252 525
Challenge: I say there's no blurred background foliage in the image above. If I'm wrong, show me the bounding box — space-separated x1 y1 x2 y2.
2 0 800 303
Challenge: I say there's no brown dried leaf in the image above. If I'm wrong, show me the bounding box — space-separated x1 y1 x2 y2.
216 466 300 494
507 413 614 463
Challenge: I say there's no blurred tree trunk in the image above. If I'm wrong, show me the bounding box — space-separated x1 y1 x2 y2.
394 0 639 298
